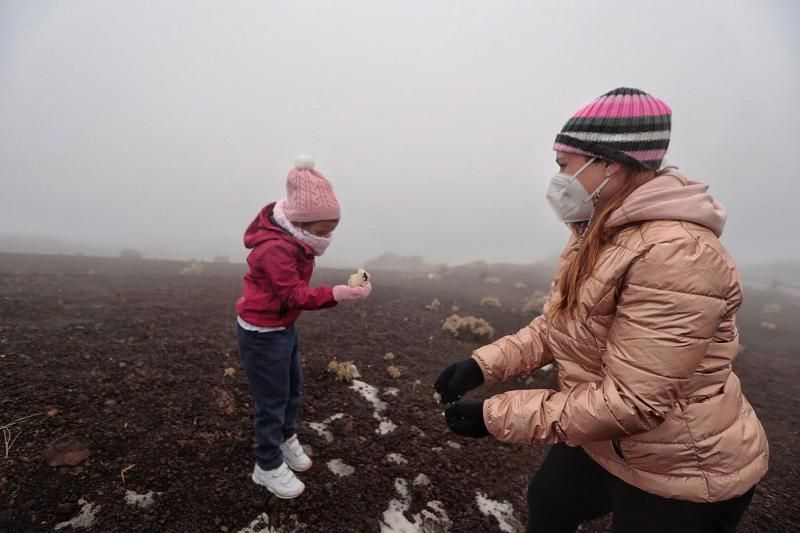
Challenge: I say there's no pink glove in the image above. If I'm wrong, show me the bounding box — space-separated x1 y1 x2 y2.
333 283 372 303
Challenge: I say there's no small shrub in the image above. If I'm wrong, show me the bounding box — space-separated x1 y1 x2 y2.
180 262 204 275
425 298 441 311
327 359 359 382
523 292 547 314
481 297 501 308
442 314 494 341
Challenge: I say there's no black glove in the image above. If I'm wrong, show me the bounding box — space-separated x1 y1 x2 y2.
445 400 488 438
434 357 484 404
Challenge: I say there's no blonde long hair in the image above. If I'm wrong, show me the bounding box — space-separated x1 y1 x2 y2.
550 165 657 318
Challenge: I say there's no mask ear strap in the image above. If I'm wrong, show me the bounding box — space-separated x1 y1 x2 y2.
585 177 611 204
574 157 596 176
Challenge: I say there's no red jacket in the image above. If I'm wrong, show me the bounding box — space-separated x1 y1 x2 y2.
236 203 337 327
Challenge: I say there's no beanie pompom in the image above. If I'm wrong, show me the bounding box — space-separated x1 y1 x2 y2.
294 154 315 170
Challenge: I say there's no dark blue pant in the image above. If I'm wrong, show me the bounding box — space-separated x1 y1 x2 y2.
236 323 301 470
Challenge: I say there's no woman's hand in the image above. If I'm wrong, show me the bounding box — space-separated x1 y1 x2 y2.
445 400 488 438
434 357 484 404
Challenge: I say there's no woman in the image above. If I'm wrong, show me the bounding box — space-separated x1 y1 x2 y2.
434 88 768 532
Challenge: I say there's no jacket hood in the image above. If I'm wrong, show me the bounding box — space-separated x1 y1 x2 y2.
242 203 313 256
606 171 727 237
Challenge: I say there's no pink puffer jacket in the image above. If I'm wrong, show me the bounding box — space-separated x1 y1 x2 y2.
473 172 768 503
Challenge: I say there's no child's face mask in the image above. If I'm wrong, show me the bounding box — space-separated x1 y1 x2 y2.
300 230 332 256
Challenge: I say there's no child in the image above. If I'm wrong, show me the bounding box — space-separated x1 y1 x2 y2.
236 155 371 499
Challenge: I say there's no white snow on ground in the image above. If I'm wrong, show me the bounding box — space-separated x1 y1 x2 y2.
350 380 387 411
475 491 521 533
327 458 355 477
413 474 430 487
54 499 100 530
383 387 400 397
394 478 409 498
386 453 408 465
308 413 345 443
445 441 461 449
350 379 397 435
124 490 155 509
237 512 307 533
380 478 451 533
378 419 397 435
431 447 443 452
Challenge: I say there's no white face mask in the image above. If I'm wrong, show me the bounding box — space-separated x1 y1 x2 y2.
299 229 332 257
545 157 612 223
272 199 333 256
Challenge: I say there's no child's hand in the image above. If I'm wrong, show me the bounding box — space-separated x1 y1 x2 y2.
333 283 372 303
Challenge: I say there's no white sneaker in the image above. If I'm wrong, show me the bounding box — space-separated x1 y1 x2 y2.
251 462 305 499
280 434 313 472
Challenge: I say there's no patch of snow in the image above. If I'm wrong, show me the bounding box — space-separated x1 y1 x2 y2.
377 418 397 435
350 380 387 412
475 491 521 533
237 512 306 533
55 499 100 530
413 474 431 487
383 387 400 397
124 490 155 509
394 478 410 499
445 441 461 449
431 447 443 452
308 413 345 443
327 459 355 477
386 453 408 465
351 379 397 435
380 478 451 533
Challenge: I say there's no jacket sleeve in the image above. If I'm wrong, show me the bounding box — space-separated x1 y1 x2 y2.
483 241 730 445
472 312 553 385
470 238 578 384
261 244 337 311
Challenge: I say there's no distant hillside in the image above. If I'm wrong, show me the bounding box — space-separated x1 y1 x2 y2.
742 260 800 291
0 234 116 257
364 252 441 273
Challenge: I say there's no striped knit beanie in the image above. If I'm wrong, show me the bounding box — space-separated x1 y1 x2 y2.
553 87 671 170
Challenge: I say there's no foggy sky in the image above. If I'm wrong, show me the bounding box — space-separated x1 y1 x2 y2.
2 1 799 268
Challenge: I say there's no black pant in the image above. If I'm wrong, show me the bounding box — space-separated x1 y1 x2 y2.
527 444 754 533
